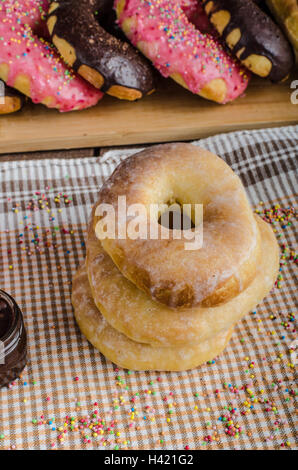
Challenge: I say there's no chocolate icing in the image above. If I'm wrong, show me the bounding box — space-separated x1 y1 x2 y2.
48 0 155 96
202 0 294 81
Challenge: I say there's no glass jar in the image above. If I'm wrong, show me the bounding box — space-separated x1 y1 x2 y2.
0 290 27 388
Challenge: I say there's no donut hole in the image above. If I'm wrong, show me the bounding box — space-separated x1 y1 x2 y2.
91 3 128 43
158 201 196 231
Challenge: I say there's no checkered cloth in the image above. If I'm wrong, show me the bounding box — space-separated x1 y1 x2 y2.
0 125 297 450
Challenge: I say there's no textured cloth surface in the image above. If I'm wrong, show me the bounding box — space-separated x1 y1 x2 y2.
0 126 297 450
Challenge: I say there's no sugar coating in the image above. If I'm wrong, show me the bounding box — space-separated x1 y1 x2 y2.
94 143 260 308
88 215 279 346
72 263 234 371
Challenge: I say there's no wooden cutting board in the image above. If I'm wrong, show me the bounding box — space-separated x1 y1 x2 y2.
1 75 297 154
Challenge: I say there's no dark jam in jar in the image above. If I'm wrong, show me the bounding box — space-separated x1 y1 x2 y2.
0 290 27 388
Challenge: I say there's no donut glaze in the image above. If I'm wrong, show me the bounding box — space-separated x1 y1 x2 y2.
115 0 250 103
47 0 155 101
0 80 25 114
202 0 294 81
93 143 261 309
72 263 234 371
0 0 103 112
87 215 279 346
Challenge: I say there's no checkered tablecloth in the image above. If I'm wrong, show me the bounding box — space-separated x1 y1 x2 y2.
0 125 297 450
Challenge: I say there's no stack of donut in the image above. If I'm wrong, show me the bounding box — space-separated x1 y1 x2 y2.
1 0 295 114
72 143 279 371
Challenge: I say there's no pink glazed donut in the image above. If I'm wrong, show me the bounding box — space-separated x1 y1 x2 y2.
115 0 250 103
0 0 103 112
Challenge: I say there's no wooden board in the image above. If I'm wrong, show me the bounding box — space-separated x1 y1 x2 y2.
1 75 297 154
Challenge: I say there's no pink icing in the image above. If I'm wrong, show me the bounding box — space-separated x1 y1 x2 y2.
116 0 250 103
0 0 103 112
3 0 50 36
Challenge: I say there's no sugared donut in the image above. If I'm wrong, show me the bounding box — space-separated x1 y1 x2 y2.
72 264 234 371
115 0 250 103
0 80 25 114
47 0 155 101
202 0 294 81
87 215 279 346
93 144 261 309
0 0 103 112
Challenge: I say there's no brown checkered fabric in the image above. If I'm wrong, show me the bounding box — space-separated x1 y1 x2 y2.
0 125 297 450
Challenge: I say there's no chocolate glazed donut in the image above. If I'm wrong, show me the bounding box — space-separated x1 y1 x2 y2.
202 0 294 81
47 0 155 100
0 81 25 115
